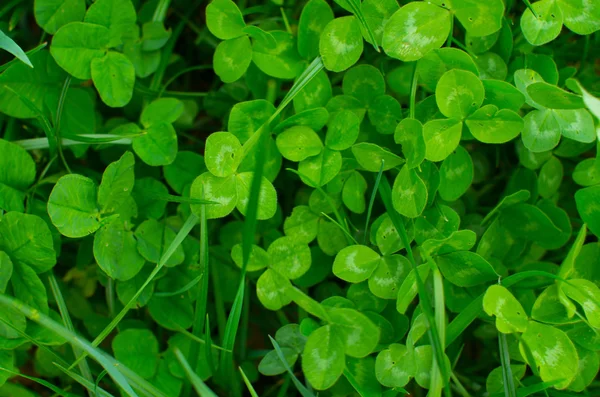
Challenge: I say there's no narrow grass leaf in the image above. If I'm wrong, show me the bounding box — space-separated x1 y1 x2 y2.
240 366 260 397
269 336 315 397
175 348 219 397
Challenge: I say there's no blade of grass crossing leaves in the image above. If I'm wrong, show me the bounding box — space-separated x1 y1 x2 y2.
378 175 451 397
430 266 447 397
54 363 115 397
0 294 138 397
269 336 315 397
345 0 379 52
0 41 45 72
364 160 385 244
15 137 133 151
69 213 199 370
154 273 203 297
240 366 260 397
0 28 32 67
95 370 109 397
175 349 219 397
0 367 78 397
48 273 94 389
499 332 517 397
55 76 73 173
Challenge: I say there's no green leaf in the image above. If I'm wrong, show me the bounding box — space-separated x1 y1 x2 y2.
395 118 426 169
483 285 528 333
520 0 563 46
351 142 404 172
437 251 497 287
368 255 410 299
392 165 428 218
0 29 32 68
228 99 276 144
482 80 526 112
329 307 380 358
298 148 342 187
538 156 563 198
0 212 56 274
205 0 246 40
11 262 49 314
34 0 86 35
301 325 345 390
91 51 135 108
132 123 177 166
47 174 100 238
191 173 237 219
163 152 205 194
141 98 184 127
375 344 415 388
368 95 402 135
326 109 360 151
235 172 277 220
84 0 136 41
343 64 385 106
148 296 194 331
360 0 399 47
214 36 252 83
50 22 111 80
417 47 480 92
231 243 269 272
553 108 596 143
141 22 171 52
268 236 311 280
562 279 600 328
423 118 463 162
135 219 185 267
283 206 319 244
0 139 36 212
205 132 242 177
252 31 303 80
519 321 579 389
0 51 67 119
436 69 484 120
575 185 600 238
333 245 381 283
342 171 367 214
382 2 451 62
98 151 134 214
298 0 334 60
466 105 523 144
0 252 12 294
451 0 504 37
93 220 145 281
527 82 584 109
558 0 600 34
258 348 298 376
276 126 323 162
522 109 561 153
438 146 473 201
319 16 364 72
256 269 292 310
112 328 159 379
475 52 507 80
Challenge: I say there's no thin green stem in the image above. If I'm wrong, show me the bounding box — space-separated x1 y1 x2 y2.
55 76 72 174
152 0 172 22
522 0 539 18
363 160 385 244
410 63 419 119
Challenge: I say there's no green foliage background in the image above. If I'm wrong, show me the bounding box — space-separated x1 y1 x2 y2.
0 0 600 396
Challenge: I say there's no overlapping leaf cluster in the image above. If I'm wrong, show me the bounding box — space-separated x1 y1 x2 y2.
0 0 600 396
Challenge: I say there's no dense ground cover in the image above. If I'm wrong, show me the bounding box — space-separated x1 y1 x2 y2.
0 0 600 396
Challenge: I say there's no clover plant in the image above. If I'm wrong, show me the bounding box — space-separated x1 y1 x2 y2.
0 0 600 396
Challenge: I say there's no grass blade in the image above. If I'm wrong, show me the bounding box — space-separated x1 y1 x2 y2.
499 332 517 397
54 363 115 397
239 366 260 397
363 160 385 244
429 266 447 397
14 137 132 151
0 41 46 72
377 175 451 397
69 213 199 370
48 273 94 390
269 336 315 397
174 349 219 397
0 294 138 397
153 274 203 297
0 367 81 397
0 27 32 67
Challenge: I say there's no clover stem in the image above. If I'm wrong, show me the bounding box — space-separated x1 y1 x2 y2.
280 8 292 34
580 34 591 74
55 76 72 174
